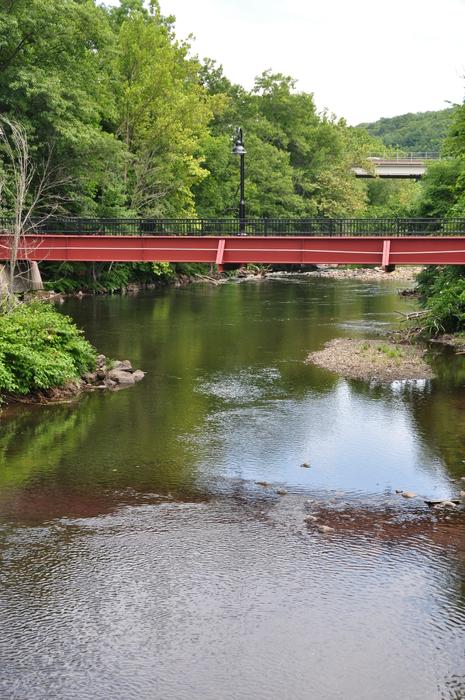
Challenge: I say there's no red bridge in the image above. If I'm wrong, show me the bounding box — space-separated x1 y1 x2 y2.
2 217 465 271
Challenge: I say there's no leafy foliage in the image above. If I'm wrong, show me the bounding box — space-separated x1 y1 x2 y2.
0 2 383 222
416 266 465 335
195 67 374 217
411 100 465 219
41 261 177 293
0 303 96 395
404 99 465 336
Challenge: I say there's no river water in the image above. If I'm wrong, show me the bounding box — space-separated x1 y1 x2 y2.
1 277 465 699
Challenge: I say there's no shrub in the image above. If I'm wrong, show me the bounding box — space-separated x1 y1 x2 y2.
416 265 465 334
0 302 96 396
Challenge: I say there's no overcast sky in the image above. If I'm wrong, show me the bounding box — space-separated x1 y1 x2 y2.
108 0 465 124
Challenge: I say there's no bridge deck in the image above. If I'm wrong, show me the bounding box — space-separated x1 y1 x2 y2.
3 234 465 269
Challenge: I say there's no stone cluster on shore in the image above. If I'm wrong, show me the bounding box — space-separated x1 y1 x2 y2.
3 355 146 407
82 355 145 391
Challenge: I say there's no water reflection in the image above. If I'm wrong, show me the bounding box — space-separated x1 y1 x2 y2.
1 278 465 699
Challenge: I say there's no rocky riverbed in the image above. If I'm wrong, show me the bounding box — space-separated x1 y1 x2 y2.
267 265 423 283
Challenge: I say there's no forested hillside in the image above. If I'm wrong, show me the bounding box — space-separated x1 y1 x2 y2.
359 109 454 153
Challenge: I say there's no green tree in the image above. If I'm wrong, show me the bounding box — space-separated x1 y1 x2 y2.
113 2 214 216
195 67 371 218
0 0 125 216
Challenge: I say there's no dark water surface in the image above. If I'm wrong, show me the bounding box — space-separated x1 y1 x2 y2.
2 277 465 699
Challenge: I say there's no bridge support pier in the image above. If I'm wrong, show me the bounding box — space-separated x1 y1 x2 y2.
216 238 225 273
0 261 44 293
29 261 44 291
382 240 392 272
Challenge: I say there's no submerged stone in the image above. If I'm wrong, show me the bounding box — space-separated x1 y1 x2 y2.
304 515 318 523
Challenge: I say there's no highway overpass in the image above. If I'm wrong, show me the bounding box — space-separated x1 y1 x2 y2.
353 153 439 180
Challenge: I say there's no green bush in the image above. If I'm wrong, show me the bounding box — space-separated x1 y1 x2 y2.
42 262 178 294
416 265 465 334
0 302 97 396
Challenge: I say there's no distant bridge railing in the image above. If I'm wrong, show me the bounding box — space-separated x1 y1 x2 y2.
1 217 465 237
368 152 441 161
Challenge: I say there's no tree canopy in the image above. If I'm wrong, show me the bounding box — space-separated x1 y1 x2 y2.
0 0 385 220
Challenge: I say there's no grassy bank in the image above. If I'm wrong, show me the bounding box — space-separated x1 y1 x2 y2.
0 302 96 402
416 266 465 336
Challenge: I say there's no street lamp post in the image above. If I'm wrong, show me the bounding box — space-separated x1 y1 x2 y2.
232 128 246 234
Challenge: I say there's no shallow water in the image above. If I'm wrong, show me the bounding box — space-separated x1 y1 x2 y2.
1 277 465 699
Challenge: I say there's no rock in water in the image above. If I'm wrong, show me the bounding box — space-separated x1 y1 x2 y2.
276 489 287 496
112 360 133 372
432 500 459 510
107 369 136 386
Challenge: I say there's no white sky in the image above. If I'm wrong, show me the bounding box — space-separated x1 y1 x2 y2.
106 0 465 124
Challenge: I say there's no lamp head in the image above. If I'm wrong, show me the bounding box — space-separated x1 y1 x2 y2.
232 128 246 156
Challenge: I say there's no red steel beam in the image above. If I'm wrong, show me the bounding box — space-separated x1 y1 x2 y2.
2 235 465 266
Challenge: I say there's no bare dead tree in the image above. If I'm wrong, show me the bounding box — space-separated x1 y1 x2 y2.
131 148 172 214
0 116 71 306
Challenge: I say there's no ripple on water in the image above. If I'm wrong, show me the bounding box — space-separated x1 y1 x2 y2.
194 367 284 403
1 496 465 700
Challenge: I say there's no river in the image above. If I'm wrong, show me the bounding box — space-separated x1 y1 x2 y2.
1 276 465 699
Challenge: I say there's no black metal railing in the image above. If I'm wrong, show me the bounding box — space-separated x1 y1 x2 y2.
1 217 465 237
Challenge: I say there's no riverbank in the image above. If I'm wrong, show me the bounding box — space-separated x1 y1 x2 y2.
3 354 145 407
0 303 144 410
39 264 422 298
267 265 422 283
1 355 145 406
307 338 433 382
